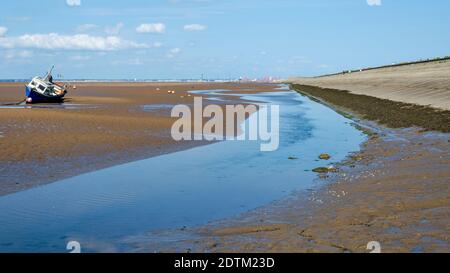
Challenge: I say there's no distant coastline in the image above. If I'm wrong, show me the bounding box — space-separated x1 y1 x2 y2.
0 79 242 83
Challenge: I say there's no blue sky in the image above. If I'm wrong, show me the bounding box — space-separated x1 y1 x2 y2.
0 0 449 79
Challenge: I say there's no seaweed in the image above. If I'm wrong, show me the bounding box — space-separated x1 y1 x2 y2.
291 84 450 133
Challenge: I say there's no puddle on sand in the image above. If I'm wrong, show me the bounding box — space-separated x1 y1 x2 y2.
0 85 366 252
140 104 175 112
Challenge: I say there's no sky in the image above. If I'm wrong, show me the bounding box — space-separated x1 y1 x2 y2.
0 0 449 79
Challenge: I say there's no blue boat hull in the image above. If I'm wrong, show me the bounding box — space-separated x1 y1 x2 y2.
25 86 66 103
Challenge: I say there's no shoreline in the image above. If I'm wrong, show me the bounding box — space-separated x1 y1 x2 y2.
126 84 449 253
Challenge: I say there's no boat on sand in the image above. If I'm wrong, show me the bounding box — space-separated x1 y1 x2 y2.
25 66 67 103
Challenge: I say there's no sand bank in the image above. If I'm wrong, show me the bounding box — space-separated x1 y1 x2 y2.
289 59 450 110
0 82 279 196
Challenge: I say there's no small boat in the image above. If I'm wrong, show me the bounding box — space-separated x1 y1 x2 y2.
25 66 67 103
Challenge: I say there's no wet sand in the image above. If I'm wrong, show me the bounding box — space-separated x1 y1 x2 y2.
1 80 448 253
289 59 450 110
126 83 450 253
132 126 448 253
0 82 278 196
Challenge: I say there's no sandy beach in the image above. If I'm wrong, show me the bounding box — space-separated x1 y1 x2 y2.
0 77 449 253
0 82 278 196
289 59 450 110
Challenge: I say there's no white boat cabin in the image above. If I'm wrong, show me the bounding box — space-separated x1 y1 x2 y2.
27 77 65 96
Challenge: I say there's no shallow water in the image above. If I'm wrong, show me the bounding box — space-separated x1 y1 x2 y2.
140 104 175 112
0 103 99 110
0 85 366 252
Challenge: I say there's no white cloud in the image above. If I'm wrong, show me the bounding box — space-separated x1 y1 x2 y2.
0 33 148 51
3 50 33 60
288 56 312 64
75 24 98 33
67 0 81 6
70 55 91 61
128 58 143 65
170 48 181 54
0 26 8 36
11 17 31 22
166 47 181 58
136 23 166 34
367 0 381 6
183 24 207 32
317 64 330 69
111 58 143 66
105 22 124 35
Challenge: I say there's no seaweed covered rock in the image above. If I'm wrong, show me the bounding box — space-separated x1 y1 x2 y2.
318 153 331 160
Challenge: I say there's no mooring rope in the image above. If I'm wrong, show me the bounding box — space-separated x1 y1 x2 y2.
0 99 27 106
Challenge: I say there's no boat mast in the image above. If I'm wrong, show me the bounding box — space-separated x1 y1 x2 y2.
44 65 55 82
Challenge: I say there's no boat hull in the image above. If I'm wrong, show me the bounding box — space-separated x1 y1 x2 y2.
25 86 66 103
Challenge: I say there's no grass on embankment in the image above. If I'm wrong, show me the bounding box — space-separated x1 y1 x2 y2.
291 84 450 133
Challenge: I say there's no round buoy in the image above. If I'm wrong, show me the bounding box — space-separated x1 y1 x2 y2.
26 97 32 103
73 85 77 89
